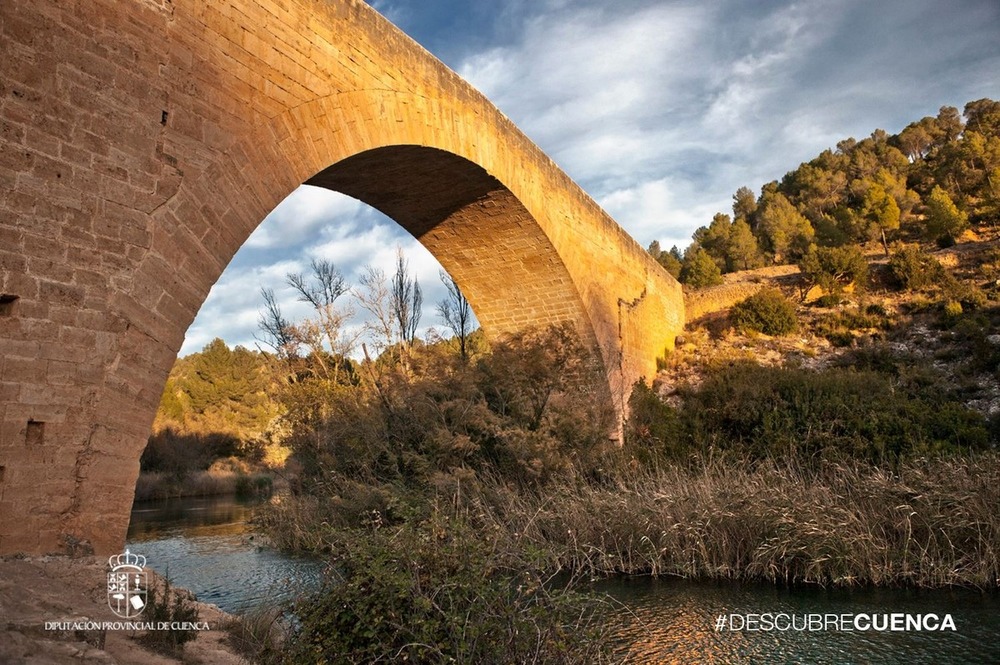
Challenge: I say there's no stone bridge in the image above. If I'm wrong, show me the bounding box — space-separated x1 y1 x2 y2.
0 0 684 555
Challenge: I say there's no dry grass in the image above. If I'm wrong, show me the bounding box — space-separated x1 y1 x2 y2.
258 453 999 589
465 454 1000 588
222 604 287 665
133 470 272 501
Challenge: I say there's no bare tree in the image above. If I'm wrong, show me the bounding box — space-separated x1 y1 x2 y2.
354 265 395 356
287 259 348 310
286 259 358 384
391 249 422 346
437 270 475 360
256 287 298 358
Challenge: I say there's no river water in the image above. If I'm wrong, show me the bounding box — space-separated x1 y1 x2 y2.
127 495 999 664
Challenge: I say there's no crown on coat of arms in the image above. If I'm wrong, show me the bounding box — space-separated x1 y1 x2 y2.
108 549 146 571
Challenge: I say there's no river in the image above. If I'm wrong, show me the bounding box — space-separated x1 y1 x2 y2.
127 495 999 664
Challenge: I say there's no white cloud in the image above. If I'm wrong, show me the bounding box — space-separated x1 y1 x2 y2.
459 3 708 188
244 186 365 249
180 189 459 357
600 177 728 249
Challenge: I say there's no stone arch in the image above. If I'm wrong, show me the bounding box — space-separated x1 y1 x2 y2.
307 145 603 359
0 0 684 555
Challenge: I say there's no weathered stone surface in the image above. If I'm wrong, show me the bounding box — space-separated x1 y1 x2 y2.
0 0 684 555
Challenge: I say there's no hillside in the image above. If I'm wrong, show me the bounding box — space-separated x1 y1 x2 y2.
659 231 1000 425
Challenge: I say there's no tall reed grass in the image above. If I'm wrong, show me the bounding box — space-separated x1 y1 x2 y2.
259 453 1000 589
471 454 1000 588
133 470 273 501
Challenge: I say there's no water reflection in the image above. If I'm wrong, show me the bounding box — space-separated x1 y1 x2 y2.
599 577 1000 664
126 495 323 614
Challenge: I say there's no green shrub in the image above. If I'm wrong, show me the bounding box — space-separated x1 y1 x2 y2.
675 362 989 463
284 515 611 664
234 473 273 499
887 244 945 290
729 288 799 335
943 300 964 320
943 280 988 311
815 293 844 308
798 245 868 296
626 380 682 458
924 185 969 244
865 303 889 317
139 575 202 656
814 306 893 347
680 246 724 288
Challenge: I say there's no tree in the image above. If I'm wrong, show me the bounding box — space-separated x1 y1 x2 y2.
874 168 920 221
476 323 589 431
780 162 847 222
732 186 758 226
798 245 868 298
391 249 423 346
860 181 901 255
936 105 964 142
692 213 733 271
924 185 969 244
647 241 682 278
680 246 723 288
755 191 814 263
897 123 933 162
256 287 298 358
176 339 277 442
437 270 475 361
726 218 763 270
964 98 1000 137
286 259 357 384
354 265 394 356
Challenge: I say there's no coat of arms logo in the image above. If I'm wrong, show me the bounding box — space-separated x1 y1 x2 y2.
107 549 147 618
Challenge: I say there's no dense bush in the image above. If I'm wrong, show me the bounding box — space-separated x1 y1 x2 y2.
729 288 799 335
284 515 611 664
798 244 868 295
887 244 945 290
275 324 614 531
629 362 990 464
140 429 240 477
813 305 894 347
625 380 682 460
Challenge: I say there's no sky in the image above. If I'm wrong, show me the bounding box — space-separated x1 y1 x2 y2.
179 0 1000 356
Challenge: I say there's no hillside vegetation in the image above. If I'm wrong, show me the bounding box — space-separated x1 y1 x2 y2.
651 98 1000 286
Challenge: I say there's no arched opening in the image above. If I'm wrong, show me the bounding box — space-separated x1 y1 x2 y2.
306 146 604 356
123 154 611 608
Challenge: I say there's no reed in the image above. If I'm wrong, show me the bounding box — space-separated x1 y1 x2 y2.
222 604 287 665
469 454 1000 588
261 452 999 589
133 470 273 501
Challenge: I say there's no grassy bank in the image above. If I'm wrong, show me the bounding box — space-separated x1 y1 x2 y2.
258 452 1000 589
134 469 274 501
476 454 1000 588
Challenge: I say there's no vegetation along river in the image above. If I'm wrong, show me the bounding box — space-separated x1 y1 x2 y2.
127 494 999 663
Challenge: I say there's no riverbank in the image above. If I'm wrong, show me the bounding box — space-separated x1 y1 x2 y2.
0 555 244 665
134 470 275 501
260 452 1000 589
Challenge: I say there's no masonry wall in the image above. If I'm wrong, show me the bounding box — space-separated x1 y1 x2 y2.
0 0 684 555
